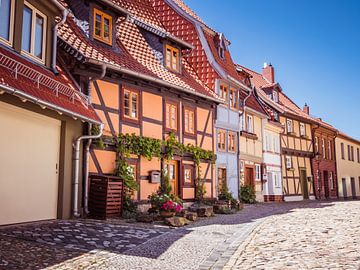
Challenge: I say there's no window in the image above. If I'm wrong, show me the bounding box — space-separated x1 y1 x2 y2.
218 168 226 192
229 88 237 109
93 8 112 45
21 2 47 63
328 141 332 160
184 108 195 134
165 102 178 130
272 91 278 102
184 167 193 184
351 146 354 161
217 129 226 151
348 145 351 161
274 172 281 188
315 137 319 153
300 123 306 137
247 115 253 133
329 172 334 190
357 148 360 163
220 84 228 102
322 138 326 159
165 45 180 72
218 46 225 59
128 164 137 181
286 119 293 134
240 160 244 172
228 132 236 152
0 0 14 45
240 114 245 131
285 156 292 169
255 164 261 180
123 89 138 120
341 143 345 160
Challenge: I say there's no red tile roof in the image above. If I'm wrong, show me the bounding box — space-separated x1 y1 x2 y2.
239 90 268 116
238 64 339 130
0 46 100 123
151 0 247 90
57 9 220 102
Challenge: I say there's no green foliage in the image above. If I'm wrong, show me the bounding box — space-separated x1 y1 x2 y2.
240 184 257 204
195 166 206 203
91 124 105 149
160 170 172 195
218 183 233 201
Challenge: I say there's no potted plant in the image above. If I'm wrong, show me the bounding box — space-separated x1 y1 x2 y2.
160 200 183 218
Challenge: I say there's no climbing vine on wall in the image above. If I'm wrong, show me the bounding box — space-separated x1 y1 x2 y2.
114 132 216 210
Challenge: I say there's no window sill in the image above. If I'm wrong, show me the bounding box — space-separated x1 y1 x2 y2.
240 131 258 140
300 135 309 139
287 168 295 172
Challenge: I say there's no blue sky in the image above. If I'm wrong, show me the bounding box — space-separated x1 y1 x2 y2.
184 0 360 139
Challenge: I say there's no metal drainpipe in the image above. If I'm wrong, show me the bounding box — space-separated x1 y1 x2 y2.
83 64 107 215
51 9 69 74
73 123 104 218
238 87 253 200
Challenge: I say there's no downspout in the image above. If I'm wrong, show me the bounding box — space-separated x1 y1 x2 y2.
73 123 104 218
52 9 69 74
238 87 253 200
83 64 107 215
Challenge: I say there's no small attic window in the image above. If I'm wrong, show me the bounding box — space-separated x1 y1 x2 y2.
93 8 112 45
218 33 226 59
165 44 180 72
219 46 224 59
272 90 279 102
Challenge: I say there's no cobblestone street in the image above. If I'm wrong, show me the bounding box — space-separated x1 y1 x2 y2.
0 201 359 270
225 200 360 270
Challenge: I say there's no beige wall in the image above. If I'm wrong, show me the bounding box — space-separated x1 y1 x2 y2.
336 136 360 198
0 95 84 221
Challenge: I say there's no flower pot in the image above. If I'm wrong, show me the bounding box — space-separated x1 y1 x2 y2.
160 211 176 218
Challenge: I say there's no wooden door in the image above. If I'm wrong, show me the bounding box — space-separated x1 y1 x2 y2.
351 177 356 199
323 171 329 199
300 169 309 199
165 160 179 196
245 167 254 187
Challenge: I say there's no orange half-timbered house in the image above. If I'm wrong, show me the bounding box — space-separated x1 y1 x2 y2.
57 0 221 208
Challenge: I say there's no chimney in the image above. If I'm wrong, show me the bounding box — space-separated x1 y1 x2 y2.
303 103 310 115
262 62 275 83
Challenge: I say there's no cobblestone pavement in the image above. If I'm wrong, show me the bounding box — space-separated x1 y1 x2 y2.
225 200 360 270
1 201 358 270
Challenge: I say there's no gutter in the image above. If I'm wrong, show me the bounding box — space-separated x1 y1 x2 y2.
0 83 101 125
87 58 223 104
83 64 107 215
51 9 69 74
72 123 104 218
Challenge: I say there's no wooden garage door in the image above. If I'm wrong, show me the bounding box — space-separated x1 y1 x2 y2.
0 101 61 225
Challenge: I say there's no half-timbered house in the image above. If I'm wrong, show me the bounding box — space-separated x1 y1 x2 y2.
0 0 101 225
151 0 254 200
241 63 315 201
57 0 221 209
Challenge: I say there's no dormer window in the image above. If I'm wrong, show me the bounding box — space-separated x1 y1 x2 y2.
0 0 15 46
21 1 47 63
165 44 180 72
93 8 112 45
272 90 279 102
219 46 224 59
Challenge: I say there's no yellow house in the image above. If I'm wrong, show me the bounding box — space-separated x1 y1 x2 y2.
335 133 360 199
239 92 268 201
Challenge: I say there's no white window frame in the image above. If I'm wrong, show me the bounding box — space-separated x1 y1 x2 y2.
272 90 278 102
286 119 293 133
300 122 306 137
247 115 253 133
273 172 280 188
0 0 15 46
21 1 47 64
328 141 332 160
240 114 245 131
255 164 261 180
285 156 292 169
322 138 326 159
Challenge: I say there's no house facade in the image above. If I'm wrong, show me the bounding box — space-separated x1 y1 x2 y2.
152 0 256 200
335 133 360 199
57 0 221 209
311 116 338 199
0 0 101 225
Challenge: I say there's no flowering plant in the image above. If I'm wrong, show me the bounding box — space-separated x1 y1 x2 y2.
161 200 183 213
148 192 182 212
